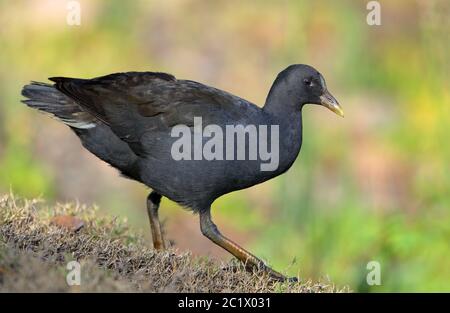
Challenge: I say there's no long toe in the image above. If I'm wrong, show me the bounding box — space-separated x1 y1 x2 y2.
287 276 299 283
265 271 287 282
266 270 300 283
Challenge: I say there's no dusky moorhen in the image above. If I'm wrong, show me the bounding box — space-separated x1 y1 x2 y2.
22 64 343 282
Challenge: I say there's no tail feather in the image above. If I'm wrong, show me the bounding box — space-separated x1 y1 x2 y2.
21 82 97 129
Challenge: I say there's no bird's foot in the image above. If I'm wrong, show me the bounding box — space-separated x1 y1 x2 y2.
223 261 299 283
257 263 300 283
267 271 299 283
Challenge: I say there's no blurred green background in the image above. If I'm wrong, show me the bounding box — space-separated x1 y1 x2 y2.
0 0 449 292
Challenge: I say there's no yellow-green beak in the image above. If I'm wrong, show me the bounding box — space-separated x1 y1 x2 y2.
320 90 344 117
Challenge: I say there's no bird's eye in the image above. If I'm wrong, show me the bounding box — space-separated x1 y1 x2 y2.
303 79 312 87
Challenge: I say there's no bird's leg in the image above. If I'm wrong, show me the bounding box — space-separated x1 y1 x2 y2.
146 191 166 250
199 210 297 282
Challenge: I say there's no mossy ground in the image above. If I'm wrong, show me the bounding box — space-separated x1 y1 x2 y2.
0 193 345 292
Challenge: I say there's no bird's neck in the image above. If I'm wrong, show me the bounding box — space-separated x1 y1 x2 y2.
262 91 304 176
262 78 305 123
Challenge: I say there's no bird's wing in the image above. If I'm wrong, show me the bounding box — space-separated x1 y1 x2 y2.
50 72 255 155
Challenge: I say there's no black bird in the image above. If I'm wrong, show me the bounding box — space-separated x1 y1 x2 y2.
21 64 343 281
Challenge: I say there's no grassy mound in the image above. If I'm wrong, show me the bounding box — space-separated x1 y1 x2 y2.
0 194 344 292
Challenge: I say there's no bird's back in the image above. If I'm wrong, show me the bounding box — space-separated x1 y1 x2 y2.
22 71 291 211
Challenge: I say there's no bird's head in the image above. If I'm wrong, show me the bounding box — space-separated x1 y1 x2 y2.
270 64 344 117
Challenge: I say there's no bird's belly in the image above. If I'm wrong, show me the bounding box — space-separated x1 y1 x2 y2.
136 123 302 210
137 150 298 211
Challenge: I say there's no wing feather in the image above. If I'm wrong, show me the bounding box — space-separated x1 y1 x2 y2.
50 71 256 156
